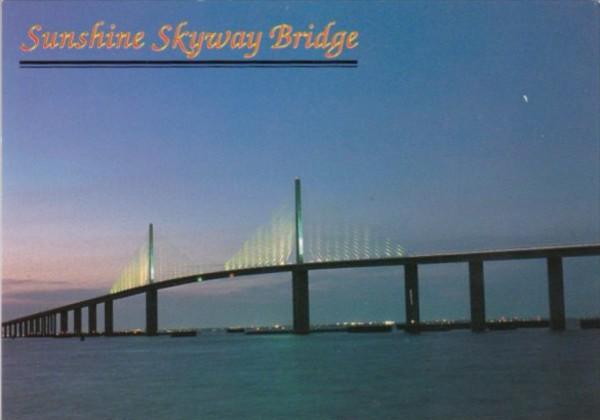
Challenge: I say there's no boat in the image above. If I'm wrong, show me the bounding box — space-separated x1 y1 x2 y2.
347 324 392 333
169 330 197 337
580 318 600 329
226 327 245 333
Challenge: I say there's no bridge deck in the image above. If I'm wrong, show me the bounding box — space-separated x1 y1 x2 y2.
4 243 600 325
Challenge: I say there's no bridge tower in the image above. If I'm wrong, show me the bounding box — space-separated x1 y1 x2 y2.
146 223 158 335
292 178 310 334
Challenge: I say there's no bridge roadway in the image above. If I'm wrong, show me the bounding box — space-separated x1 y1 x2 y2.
3 243 600 338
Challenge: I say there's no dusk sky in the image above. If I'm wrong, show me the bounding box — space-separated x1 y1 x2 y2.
3 1 599 329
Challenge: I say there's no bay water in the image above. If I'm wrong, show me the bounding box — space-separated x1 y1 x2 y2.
3 330 600 419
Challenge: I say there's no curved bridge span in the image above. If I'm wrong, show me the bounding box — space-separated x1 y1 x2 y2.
4 243 600 337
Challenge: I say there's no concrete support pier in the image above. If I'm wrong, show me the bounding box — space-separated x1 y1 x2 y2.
469 260 486 332
292 269 310 334
60 311 68 334
145 288 158 336
104 300 113 336
74 308 82 335
547 256 566 330
88 304 97 334
404 263 420 333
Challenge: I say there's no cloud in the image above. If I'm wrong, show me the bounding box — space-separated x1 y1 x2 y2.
3 286 106 302
2 277 84 293
3 277 73 286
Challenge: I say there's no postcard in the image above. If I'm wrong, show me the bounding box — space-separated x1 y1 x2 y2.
2 1 599 419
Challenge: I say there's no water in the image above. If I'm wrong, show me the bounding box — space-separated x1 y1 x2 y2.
3 330 600 419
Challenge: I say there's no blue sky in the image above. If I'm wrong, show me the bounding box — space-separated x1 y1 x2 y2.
3 1 599 328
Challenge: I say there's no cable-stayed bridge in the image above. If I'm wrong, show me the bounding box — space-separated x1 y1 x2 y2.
3 179 600 338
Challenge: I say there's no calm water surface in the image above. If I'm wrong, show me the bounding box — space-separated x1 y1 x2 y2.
3 330 600 419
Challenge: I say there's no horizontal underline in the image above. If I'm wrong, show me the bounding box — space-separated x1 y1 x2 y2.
20 59 358 69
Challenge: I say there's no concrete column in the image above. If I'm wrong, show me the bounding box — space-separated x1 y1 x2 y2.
469 260 486 332
51 314 56 336
104 300 113 336
547 256 566 330
146 288 158 336
60 311 68 334
18 322 23 337
74 308 82 335
404 263 420 333
88 304 97 334
36 318 41 336
292 269 310 334
43 316 48 336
